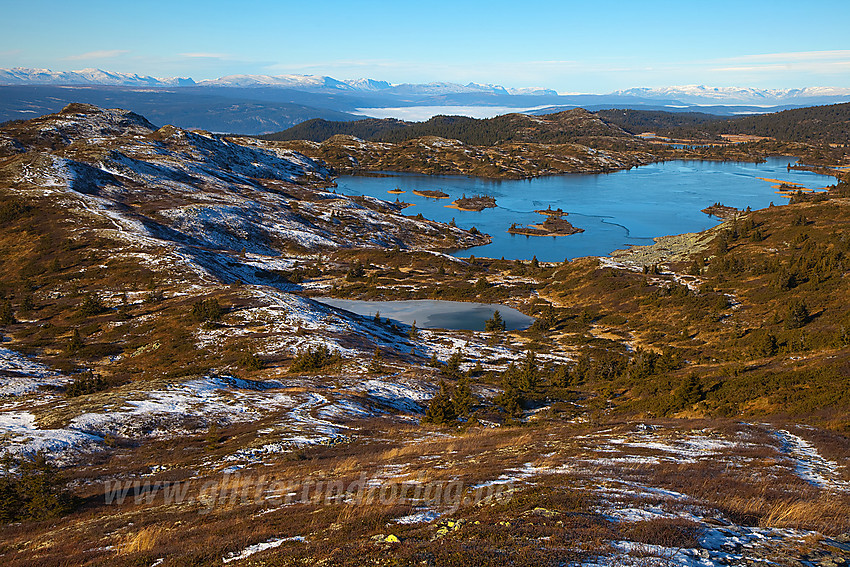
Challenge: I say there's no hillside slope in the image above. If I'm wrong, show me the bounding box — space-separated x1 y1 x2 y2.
0 105 848 567
665 102 850 144
263 109 634 146
0 104 485 255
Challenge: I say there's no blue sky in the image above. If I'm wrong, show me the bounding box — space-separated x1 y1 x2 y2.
2 0 849 91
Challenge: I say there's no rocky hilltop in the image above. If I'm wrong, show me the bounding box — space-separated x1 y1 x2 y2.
0 103 487 255
272 108 661 179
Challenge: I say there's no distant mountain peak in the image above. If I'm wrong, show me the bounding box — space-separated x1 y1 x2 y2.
612 85 850 105
0 67 194 87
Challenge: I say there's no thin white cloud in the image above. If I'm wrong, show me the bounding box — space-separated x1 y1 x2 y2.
713 61 850 74
723 50 850 63
179 52 229 59
62 49 128 61
709 50 850 74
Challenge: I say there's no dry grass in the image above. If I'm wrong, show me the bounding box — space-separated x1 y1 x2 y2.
758 495 850 533
116 524 166 555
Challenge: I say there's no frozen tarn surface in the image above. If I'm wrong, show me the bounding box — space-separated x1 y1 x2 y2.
773 429 850 492
0 346 69 396
0 411 102 465
222 536 306 564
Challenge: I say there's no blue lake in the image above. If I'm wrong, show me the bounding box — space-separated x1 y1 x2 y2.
334 158 833 262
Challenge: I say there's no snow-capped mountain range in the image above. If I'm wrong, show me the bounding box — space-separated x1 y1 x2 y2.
0 67 196 87
3 67 850 134
2 67 849 105
612 85 850 106
0 67 564 96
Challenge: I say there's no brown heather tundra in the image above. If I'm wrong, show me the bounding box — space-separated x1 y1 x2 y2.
3 416 850 565
3 113 850 565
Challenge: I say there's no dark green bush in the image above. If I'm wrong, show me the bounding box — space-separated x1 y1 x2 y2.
289 345 341 372
423 380 457 425
65 372 108 397
191 298 224 323
78 293 107 317
0 452 75 523
0 300 15 325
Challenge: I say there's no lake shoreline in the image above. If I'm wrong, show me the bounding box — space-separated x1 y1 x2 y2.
334 157 834 262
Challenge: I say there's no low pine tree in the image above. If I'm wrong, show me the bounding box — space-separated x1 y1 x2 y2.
484 310 506 332
368 347 384 374
67 329 83 354
518 350 540 393
0 300 15 325
442 350 463 379
424 380 457 425
496 363 525 417
452 375 473 417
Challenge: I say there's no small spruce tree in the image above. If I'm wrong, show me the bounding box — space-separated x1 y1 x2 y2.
368 347 384 374
484 310 506 332
67 329 83 354
424 380 457 425
452 375 473 417
442 350 463 379
0 300 16 325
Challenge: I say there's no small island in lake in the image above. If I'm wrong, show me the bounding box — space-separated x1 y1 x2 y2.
412 189 449 198
701 202 744 220
509 210 584 236
447 194 497 211
387 188 405 194
534 205 567 217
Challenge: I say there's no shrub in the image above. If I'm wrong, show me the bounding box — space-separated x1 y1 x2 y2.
240 352 264 371
65 372 108 397
144 289 164 303
289 345 341 372
346 261 366 280
368 347 384 373
673 373 704 408
67 329 84 354
0 452 76 523
495 369 525 417
191 298 224 323
0 300 15 325
452 375 473 417
786 301 810 329
754 331 779 357
441 350 463 379
78 293 107 316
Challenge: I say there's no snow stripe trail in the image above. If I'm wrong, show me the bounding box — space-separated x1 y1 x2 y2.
222 536 305 564
773 429 850 492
